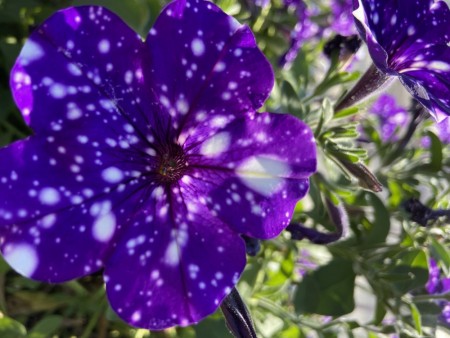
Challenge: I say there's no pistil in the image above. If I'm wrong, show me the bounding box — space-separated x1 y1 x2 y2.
156 143 188 184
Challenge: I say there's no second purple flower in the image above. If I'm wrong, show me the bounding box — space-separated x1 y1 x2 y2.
353 0 450 122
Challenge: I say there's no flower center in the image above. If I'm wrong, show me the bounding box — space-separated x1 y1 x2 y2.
157 143 188 183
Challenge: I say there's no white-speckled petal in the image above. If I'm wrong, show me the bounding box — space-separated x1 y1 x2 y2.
146 0 274 132
183 111 317 239
104 186 246 329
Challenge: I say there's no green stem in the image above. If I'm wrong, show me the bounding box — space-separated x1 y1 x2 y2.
80 296 107 338
252 4 271 33
65 281 89 296
303 54 340 104
382 105 426 167
412 293 450 302
252 297 320 330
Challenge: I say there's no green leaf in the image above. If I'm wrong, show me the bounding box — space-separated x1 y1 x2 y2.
415 302 441 328
313 71 360 98
363 193 390 245
430 238 450 271
315 98 333 137
382 249 428 295
28 315 63 338
323 123 360 140
426 131 443 172
0 317 26 338
334 106 359 119
294 258 355 316
373 300 387 326
410 303 422 335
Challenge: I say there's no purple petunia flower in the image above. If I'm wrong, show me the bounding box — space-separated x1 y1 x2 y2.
352 0 450 122
369 94 409 141
0 0 316 330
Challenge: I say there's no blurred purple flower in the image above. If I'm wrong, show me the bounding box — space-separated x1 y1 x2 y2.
280 1 320 67
369 94 409 141
426 258 450 326
436 118 450 144
254 0 270 8
280 0 356 67
297 249 318 276
421 117 450 147
283 0 301 7
421 136 432 148
442 303 450 326
426 258 442 294
330 0 356 36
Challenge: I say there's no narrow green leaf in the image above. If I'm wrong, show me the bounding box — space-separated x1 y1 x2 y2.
363 193 390 244
430 238 450 271
315 98 334 136
415 302 442 328
334 106 359 119
410 303 422 335
426 131 443 172
373 300 387 326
